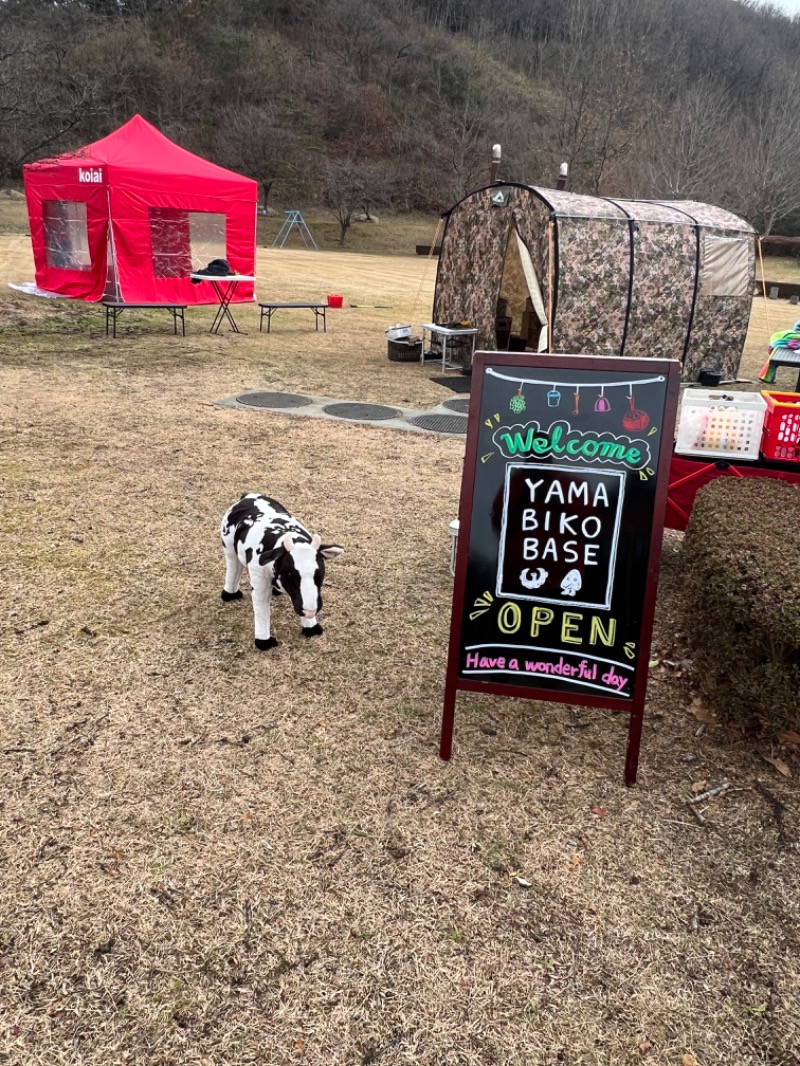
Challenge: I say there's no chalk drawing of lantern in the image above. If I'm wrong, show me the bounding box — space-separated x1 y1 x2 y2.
561 569 582 597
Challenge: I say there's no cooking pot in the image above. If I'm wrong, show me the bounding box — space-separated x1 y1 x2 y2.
385 324 411 341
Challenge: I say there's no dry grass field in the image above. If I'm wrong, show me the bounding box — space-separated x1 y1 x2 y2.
0 194 798 1066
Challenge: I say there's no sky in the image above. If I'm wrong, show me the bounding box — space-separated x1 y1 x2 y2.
755 0 800 15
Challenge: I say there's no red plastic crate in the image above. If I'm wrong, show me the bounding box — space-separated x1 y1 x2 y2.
760 391 800 462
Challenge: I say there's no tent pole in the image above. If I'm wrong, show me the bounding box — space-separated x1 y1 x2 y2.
413 217 444 320
756 236 775 337
547 221 555 352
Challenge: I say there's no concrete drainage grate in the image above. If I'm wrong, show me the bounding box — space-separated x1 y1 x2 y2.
322 402 401 421
408 413 468 435
442 397 470 414
237 392 313 409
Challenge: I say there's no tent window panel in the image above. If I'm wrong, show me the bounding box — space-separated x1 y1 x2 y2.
700 236 751 297
150 208 192 278
189 212 227 270
43 201 91 271
149 209 228 277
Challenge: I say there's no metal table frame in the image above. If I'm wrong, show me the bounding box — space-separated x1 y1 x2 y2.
421 323 479 372
258 303 327 333
190 274 256 334
102 301 186 338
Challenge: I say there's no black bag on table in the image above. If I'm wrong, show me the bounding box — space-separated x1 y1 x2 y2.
191 259 232 283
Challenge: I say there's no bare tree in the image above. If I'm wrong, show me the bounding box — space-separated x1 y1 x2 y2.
320 158 390 244
0 4 103 180
4 0 800 230
540 0 666 194
731 65 800 234
308 0 401 82
639 81 736 202
214 104 308 211
413 40 524 203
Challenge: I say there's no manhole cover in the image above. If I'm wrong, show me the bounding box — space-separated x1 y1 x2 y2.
322 402 401 421
237 392 313 409
408 413 468 435
442 397 470 414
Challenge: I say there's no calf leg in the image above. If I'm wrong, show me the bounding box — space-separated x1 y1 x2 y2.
221 546 244 601
300 616 323 638
249 565 278 650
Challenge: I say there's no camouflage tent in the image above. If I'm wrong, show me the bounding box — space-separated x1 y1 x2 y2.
432 183 755 381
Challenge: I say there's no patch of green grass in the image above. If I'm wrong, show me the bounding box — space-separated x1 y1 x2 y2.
479 840 521 876
758 255 800 284
154 978 202 1028
256 208 441 256
167 809 200 835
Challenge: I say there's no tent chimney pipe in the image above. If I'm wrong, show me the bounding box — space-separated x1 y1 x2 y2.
556 162 569 190
490 144 502 184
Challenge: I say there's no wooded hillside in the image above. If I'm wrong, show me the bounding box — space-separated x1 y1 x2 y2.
3 0 800 234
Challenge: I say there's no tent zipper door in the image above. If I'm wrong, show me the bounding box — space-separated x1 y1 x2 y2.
496 219 548 352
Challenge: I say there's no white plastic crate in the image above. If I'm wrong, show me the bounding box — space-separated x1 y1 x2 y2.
675 389 767 461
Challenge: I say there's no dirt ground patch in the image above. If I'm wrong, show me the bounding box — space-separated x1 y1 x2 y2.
0 203 798 1066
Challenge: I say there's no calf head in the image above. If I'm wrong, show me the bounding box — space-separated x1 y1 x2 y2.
266 534 343 618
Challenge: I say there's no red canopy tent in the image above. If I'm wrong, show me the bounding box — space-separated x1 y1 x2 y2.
23 115 257 305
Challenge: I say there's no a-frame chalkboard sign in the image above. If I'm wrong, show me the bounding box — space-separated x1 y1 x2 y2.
442 353 680 785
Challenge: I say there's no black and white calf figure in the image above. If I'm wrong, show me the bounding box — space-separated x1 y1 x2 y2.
220 493 344 651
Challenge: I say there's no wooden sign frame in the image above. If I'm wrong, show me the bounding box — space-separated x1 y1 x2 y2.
441 353 681 785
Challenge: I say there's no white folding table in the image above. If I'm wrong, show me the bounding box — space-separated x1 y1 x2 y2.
421 323 479 372
190 274 256 334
